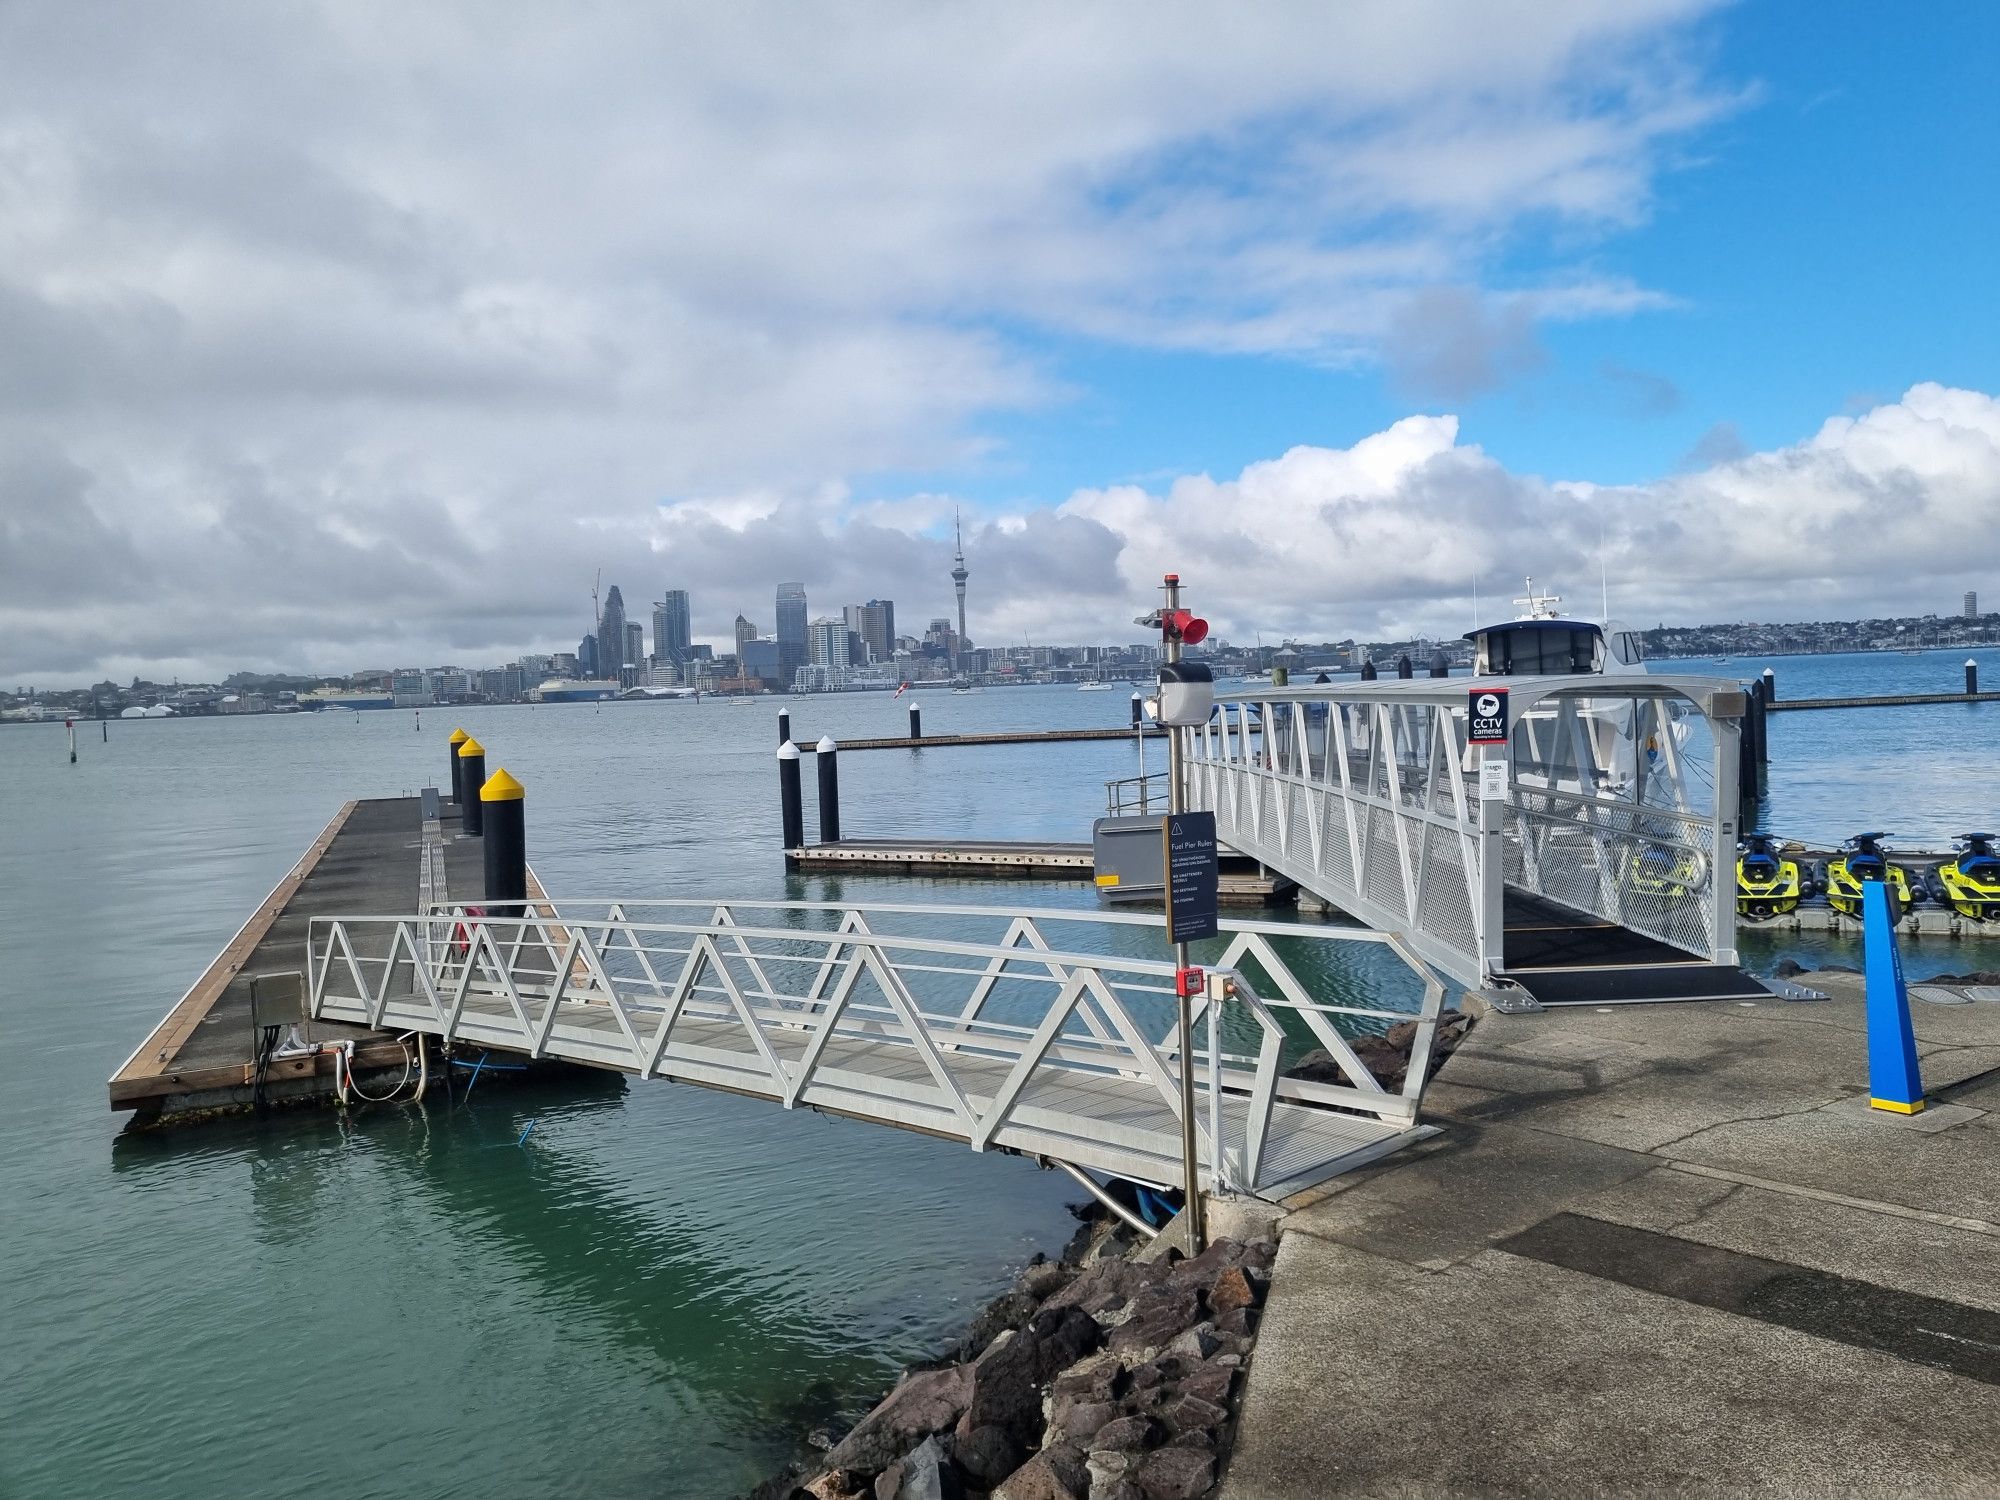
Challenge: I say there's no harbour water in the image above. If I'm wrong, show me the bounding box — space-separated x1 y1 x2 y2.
3 653 1995 1499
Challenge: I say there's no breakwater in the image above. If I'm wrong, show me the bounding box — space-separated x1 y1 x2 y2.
756 1217 1277 1500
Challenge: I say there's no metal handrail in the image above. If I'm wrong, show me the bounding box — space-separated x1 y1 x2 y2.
307 899 1446 1198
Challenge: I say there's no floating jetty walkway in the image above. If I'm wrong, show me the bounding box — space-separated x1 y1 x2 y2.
108 792 549 1119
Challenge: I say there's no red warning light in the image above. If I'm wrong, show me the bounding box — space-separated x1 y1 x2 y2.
1163 609 1209 645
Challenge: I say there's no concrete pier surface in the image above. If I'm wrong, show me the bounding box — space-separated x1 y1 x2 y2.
1224 974 2000 1498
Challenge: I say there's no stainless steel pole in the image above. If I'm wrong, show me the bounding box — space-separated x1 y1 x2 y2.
1164 574 1206 1251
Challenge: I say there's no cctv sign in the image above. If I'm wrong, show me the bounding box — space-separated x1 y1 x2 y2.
1468 687 1510 744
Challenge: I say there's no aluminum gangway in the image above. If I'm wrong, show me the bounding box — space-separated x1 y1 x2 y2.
308 899 1448 1201
1184 675 1765 1006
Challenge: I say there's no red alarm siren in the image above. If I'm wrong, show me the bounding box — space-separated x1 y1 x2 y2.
1163 609 1209 645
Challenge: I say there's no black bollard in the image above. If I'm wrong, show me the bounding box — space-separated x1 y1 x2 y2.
1431 652 1449 678
1130 692 1143 729
480 768 527 915
448 727 469 805
778 708 791 745
1761 667 1776 703
778 741 803 849
1360 660 1378 681
1968 659 1980 695
908 700 922 741
816 735 840 844
1752 679 1769 785
458 737 486 836
1396 654 1413 679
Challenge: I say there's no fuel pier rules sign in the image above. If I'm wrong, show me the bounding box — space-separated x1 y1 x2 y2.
1468 687 1510 745
1162 811 1220 944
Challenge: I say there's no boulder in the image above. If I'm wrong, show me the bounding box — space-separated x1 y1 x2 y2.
1085 1450 1136 1498
1166 1325 1221 1362
873 1437 962 1500
1126 1355 1184 1393
992 1444 1090 1500
1088 1413 1161 1456
962 1305 1106 1448
954 1424 1023 1490
824 1365 975 1474
1204 1266 1258 1316
953 1258 1080 1360
1212 1306 1253 1338
1048 1398 1118 1446
1159 1392 1230 1438
1050 1351 1122 1404
806 1470 871 1500
1045 1258 1168 1315
1106 1287 1200 1358
1179 1364 1235 1405
1136 1446 1215 1500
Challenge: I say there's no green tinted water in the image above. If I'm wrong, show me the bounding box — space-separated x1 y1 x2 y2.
3 664 1994 1498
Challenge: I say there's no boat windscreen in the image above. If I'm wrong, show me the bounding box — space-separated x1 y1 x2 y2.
1482 625 1603 675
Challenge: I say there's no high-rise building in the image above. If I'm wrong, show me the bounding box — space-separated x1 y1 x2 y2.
734 614 758 671
776 582 808 686
654 590 692 667
625 621 645 678
597 585 627 681
1966 591 1979 619
850 600 895 665
808 616 851 668
950 512 970 666
577 633 599 677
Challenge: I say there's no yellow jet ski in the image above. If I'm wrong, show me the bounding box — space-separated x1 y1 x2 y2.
1821 833 1918 917
1929 833 2000 922
1735 833 1805 919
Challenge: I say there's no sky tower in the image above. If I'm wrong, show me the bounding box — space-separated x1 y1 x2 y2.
950 510 970 666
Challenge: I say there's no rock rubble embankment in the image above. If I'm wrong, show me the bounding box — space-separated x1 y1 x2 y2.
753 1231 1274 1500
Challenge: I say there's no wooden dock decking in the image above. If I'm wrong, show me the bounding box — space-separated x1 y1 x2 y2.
1765 690 2000 711
786 836 1298 904
798 726 1167 752
106 794 541 1121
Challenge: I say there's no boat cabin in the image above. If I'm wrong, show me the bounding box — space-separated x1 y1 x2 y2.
1464 579 1646 678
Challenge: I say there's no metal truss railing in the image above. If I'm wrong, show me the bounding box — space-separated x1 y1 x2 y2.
1189 695 1488 984
308 899 1447 1199
1183 678 1740 983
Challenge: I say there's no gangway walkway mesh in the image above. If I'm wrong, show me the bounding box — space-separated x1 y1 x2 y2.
309 900 1446 1201
1184 677 1747 995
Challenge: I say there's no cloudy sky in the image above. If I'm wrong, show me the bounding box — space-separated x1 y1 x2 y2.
3 1 1996 684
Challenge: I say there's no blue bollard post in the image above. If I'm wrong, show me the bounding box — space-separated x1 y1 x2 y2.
1862 880 1924 1114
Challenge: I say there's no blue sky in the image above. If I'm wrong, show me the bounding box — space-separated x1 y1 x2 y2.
5 1 1999 679
914 3 2000 505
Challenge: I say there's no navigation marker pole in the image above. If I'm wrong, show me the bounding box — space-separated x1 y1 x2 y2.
1157 572 1215 1252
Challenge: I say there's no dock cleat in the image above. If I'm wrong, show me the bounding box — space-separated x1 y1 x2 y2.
1735 833 1804 920
1931 832 2000 922
1822 832 1919 917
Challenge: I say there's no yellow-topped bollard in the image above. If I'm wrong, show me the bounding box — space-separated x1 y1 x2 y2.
480 768 527 912
457 736 487 836
448 728 470 806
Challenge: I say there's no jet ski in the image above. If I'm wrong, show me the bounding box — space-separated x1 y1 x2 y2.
1929 832 2000 922
1735 833 1806 919
1821 833 1918 917
1628 843 1706 900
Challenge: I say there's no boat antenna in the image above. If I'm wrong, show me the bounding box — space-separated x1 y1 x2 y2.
1600 525 1609 623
